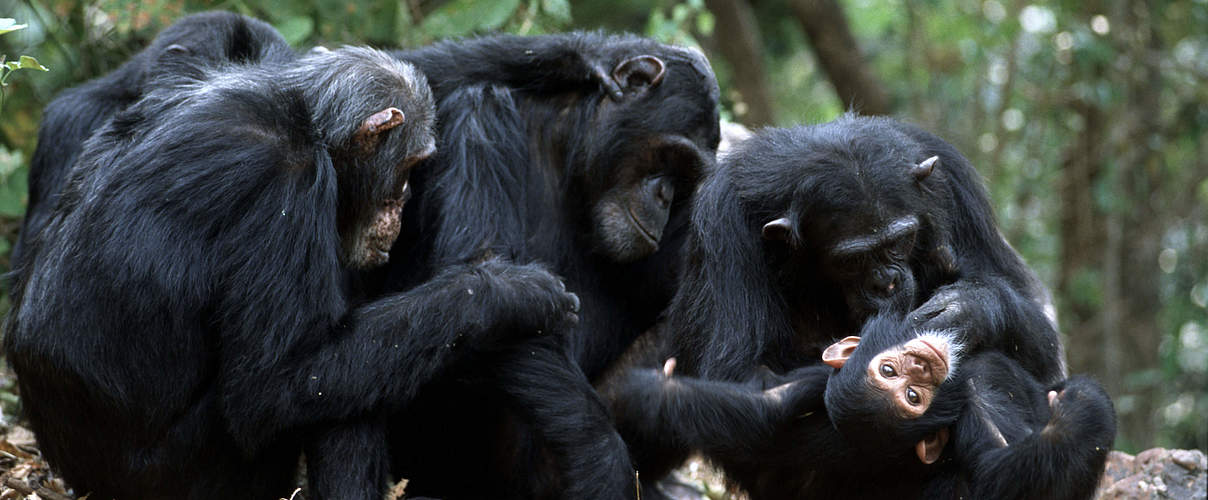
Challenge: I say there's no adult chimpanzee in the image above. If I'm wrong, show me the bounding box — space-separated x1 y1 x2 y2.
10 11 295 269
606 114 1071 492
669 114 1065 384
376 34 720 499
4 46 579 500
609 312 1116 499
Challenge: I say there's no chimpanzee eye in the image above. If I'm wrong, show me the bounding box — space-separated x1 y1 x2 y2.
907 388 921 405
880 364 896 378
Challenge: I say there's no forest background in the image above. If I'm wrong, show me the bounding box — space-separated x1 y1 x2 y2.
0 0 1203 455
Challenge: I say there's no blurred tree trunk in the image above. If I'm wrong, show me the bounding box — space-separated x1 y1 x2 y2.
1060 0 1166 450
1058 100 1110 396
703 0 775 127
786 0 890 115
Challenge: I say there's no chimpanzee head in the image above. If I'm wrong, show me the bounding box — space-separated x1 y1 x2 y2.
755 115 958 322
822 313 965 464
567 36 720 263
289 47 436 269
143 12 295 83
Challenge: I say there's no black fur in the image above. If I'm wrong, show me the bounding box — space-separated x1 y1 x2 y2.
11 11 296 269
4 45 578 500
609 115 1079 495
824 311 1116 499
377 33 720 499
669 115 1065 384
611 313 1115 499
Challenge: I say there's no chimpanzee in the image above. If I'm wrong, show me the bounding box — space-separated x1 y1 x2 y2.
11 11 295 269
668 114 1065 385
376 33 720 499
4 46 579 500
609 312 1116 499
606 114 1072 493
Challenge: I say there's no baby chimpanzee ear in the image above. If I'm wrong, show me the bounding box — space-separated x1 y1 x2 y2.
915 427 949 464
822 336 860 369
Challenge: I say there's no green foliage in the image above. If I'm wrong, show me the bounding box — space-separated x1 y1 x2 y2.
0 19 49 114
645 0 713 47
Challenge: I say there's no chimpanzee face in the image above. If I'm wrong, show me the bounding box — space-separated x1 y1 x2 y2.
343 108 435 270
760 140 941 321
824 329 961 418
586 46 720 263
823 316 964 465
312 47 436 270
823 215 920 320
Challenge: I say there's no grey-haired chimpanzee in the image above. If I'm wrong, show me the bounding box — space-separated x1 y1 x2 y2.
609 312 1115 499
4 46 579 500
608 114 1073 494
375 34 720 499
11 11 296 270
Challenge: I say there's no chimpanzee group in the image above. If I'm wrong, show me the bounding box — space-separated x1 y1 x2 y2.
3 11 1115 500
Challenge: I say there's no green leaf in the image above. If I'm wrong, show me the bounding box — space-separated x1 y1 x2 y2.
695 11 715 36
541 0 572 23
422 0 521 38
17 55 48 71
0 18 26 36
275 16 314 46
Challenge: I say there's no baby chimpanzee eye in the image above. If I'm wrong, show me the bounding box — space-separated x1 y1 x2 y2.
880 364 896 377
907 388 921 405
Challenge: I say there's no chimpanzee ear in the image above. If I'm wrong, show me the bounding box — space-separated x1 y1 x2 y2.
762 217 794 243
915 427 949 464
355 107 406 145
612 55 665 92
822 336 861 369
912 155 939 181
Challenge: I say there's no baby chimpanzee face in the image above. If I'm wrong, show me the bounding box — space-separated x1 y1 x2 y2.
823 329 961 418
864 334 953 417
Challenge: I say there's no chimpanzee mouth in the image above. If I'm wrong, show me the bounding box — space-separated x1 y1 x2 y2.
627 207 659 246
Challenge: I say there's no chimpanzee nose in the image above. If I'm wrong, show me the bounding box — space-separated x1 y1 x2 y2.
871 268 901 294
908 355 930 377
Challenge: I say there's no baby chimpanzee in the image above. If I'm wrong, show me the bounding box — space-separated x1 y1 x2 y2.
611 312 1115 499
822 312 1117 499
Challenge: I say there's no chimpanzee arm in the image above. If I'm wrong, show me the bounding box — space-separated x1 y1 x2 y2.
394 33 627 98
608 364 831 465
964 376 1116 500
488 337 637 500
911 276 1066 384
218 250 578 453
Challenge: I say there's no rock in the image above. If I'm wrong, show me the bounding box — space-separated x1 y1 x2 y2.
1096 448 1207 500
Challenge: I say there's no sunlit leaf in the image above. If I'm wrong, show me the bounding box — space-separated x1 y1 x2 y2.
0 18 26 36
16 56 48 72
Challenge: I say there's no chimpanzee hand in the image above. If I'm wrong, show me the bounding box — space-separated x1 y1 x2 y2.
760 364 832 418
1043 376 1117 445
908 283 996 334
464 258 581 345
